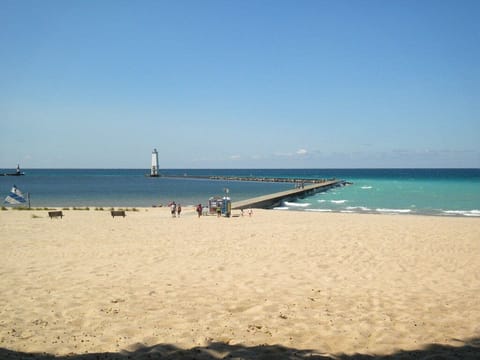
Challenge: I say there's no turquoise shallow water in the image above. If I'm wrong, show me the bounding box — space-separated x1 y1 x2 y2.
279 175 480 216
1 168 479 217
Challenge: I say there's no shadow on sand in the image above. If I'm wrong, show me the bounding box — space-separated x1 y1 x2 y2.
0 338 479 360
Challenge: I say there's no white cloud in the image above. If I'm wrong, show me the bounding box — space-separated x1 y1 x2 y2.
272 149 309 158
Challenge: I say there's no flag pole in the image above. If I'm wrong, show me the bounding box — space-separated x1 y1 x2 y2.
27 192 31 209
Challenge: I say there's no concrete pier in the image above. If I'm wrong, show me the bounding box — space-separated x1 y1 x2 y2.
150 173 347 209
160 174 338 185
231 180 343 210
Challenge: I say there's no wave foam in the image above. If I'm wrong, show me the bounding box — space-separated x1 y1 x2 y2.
376 208 412 213
283 201 311 207
361 186 372 189
331 200 347 204
305 209 332 212
346 206 371 211
442 210 480 217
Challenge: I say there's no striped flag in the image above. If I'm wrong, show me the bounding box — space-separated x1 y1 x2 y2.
4 185 27 205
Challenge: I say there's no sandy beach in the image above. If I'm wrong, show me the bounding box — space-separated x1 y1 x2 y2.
0 207 479 359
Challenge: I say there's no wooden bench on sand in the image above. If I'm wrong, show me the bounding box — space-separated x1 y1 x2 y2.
48 211 63 219
111 210 126 218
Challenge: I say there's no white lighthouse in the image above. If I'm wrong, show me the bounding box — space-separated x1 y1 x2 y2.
150 149 159 177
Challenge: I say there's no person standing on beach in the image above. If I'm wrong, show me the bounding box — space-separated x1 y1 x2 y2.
196 204 202 217
170 202 176 218
177 204 182 217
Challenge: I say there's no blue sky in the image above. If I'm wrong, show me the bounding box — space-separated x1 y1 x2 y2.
1 0 479 168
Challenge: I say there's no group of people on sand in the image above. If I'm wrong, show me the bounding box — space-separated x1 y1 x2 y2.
168 201 253 218
167 201 204 218
170 201 203 218
169 201 182 217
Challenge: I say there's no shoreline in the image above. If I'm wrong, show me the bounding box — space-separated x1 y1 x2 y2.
2 205 479 219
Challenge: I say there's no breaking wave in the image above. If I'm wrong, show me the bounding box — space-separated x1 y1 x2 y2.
283 201 311 207
441 210 480 217
376 208 412 214
346 206 371 211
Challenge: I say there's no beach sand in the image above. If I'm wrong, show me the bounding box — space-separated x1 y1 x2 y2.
0 208 479 359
